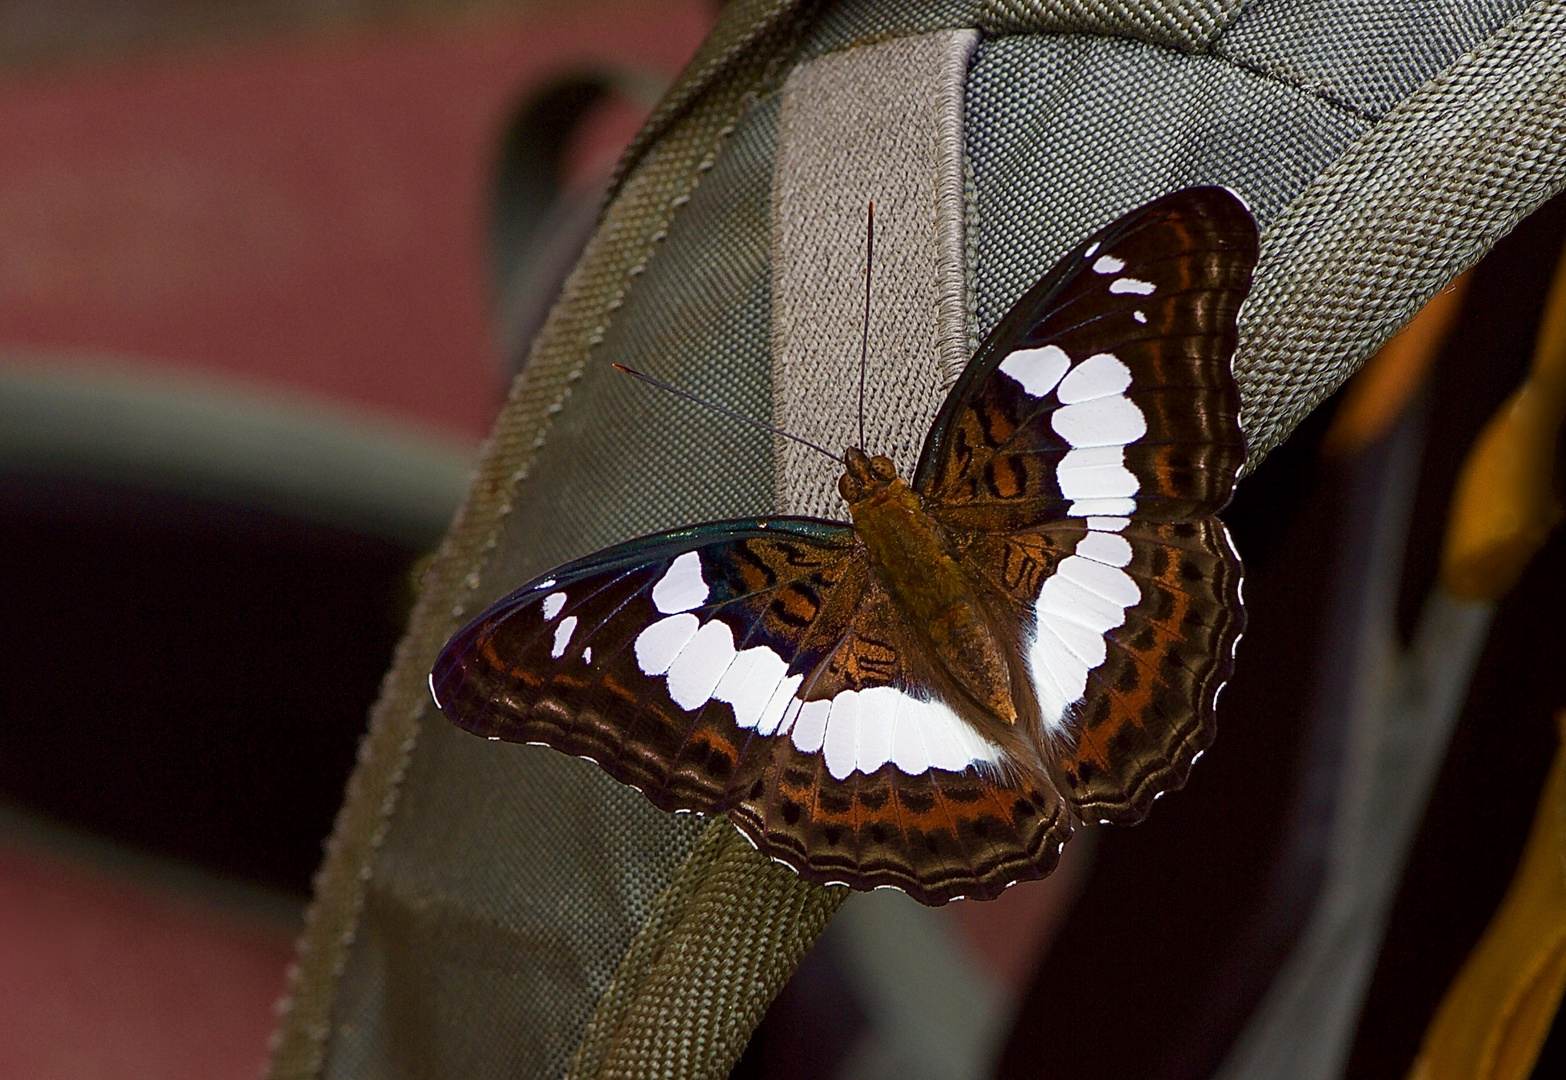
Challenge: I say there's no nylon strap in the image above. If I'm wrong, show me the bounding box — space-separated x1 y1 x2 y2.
1234 0 1566 467
978 0 1246 51
772 29 979 516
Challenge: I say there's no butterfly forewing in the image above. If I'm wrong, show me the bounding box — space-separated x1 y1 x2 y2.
917 186 1256 531
904 187 1255 825
433 520 861 811
727 580 1071 902
433 519 1072 902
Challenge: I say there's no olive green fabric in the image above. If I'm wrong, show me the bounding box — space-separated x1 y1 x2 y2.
564 824 844 1080
270 3 818 1075
1233 0 1566 466
269 2 1566 1078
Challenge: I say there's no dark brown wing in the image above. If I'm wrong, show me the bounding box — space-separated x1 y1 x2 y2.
731 582 1072 904
432 518 1071 903
916 186 1257 533
914 187 1256 823
432 519 864 813
959 516 1244 824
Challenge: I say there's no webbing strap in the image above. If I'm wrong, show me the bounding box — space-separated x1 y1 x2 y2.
772 30 979 516
1235 0 1566 467
979 0 1246 51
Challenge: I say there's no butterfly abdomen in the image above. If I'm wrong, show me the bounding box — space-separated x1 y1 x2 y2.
841 451 1026 733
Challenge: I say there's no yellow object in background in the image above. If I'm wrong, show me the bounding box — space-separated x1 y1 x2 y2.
1440 241 1566 600
1406 711 1566 1080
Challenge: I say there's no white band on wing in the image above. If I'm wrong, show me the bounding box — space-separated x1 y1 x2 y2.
621 555 1004 779
1000 339 1149 734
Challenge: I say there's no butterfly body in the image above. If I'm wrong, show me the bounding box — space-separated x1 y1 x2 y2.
433 187 1259 903
841 447 1027 734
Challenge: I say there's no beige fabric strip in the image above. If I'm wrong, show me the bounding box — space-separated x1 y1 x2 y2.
771 29 979 519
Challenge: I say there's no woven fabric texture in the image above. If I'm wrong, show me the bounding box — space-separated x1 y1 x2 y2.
772 30 977 518
980 0 1246 50
270 2 821 1077
314 77 798 1080
566 823 844 1080
270 1 1566 1077
965 0 1565 467
965 33 1369 336
1234 0 1566 464
1216 0 1532 118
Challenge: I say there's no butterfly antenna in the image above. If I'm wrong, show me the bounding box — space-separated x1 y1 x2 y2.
612 364 843 464
858 201 874 450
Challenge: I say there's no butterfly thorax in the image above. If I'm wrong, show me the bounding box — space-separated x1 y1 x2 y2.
839 448 1021 726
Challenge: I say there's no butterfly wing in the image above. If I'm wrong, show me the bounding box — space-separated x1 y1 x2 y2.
916 185 1256 531
728 577 1072 903
432 519 860 812
958 516 1243 823
432 518 1070 902
917 187 1257 823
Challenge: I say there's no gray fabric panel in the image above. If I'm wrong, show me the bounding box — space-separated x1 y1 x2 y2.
324 747 705 1080
1214 0 1533 118
800 0 1252 53
610 0 809 203
980 0 1248 50
772 31 978 518
316 92 783 1080
965 33 1367 337
563 823 845 1080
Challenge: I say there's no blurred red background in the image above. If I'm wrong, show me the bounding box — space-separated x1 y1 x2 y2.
0 4 712 1076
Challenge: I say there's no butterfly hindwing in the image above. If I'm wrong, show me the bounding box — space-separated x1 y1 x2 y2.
917 186 1256 533
959 515 1244 823
729 581 1072 903
1062 518 1243 821
739 741 1072 904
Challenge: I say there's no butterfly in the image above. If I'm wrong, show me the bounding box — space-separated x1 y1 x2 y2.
430 186 1258 904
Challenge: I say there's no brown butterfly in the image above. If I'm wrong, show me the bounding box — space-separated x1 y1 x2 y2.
431 186 1257 904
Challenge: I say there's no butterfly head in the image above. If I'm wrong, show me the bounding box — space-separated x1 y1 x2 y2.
838 447 900 505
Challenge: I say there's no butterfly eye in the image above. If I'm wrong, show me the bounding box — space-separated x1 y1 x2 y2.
838 471 865 503
869 455 897 482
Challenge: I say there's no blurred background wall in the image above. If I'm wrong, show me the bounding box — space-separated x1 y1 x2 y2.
0 4 714 1077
